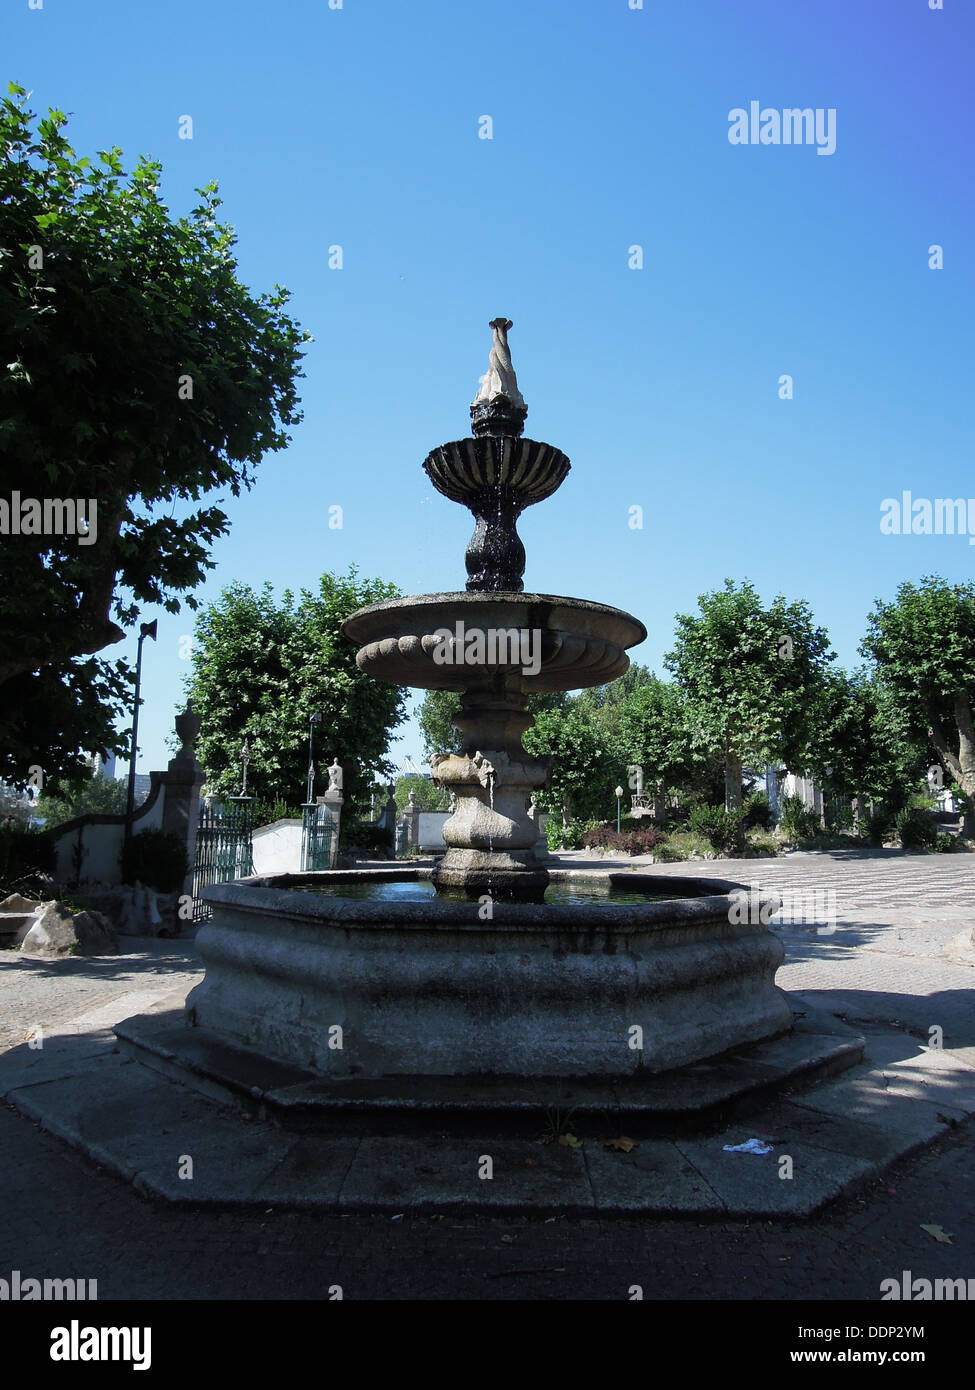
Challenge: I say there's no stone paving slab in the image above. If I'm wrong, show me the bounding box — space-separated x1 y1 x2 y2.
672 1132 875 1217
5 1026 967 1218
337 1136 594 1214
583 1139 725 1213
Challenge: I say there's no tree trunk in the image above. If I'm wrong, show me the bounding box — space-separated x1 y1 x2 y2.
928 697 975 834
724 750 743 811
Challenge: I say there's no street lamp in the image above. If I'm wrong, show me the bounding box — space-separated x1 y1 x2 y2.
124 620 157 851
615 784 624 834
306 712 322 804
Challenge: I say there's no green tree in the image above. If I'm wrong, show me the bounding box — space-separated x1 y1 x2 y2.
806 667 926 817
185 569 408 813
0 85 309 782
393 774 445 814
861 577 975 830
35 771 129 828
615 677 703 813
665 579 834 809
0 657 131 793
418 690 462 760
523 704 622 825
418 687 567 758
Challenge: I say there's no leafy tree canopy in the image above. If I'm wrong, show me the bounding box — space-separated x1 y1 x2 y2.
805 666 927 810
665 579 834 807
418 687 567 760
861 576 975 817
185 569 408 813
0 83 309 783
35 769 129 828
393 774 445 814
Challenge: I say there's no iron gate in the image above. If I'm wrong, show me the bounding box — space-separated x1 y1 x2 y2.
301 801 335 871
192 796 255 922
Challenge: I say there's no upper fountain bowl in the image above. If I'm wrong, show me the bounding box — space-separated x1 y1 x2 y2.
343 591 647 693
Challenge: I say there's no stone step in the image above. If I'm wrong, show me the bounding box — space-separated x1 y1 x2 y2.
114 1011 865 1138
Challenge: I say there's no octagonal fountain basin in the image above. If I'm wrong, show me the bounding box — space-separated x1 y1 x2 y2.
186 870 793 1081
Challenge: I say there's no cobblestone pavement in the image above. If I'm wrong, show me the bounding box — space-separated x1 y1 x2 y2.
1 852 973 1301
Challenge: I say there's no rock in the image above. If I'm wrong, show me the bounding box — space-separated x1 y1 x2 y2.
19 902 118 958
0 913 35 945
0 893 44 913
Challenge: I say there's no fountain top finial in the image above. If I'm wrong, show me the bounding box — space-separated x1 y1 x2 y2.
470 317 528 437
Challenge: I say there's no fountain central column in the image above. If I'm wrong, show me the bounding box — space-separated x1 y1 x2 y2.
430 676 551 900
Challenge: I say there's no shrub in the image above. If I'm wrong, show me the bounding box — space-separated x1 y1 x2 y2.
0 824 56 897
120 828 188 893
664 830 714 860
742 791 772 831
799 831 864 851
687 803 747 856
580 825 667 855
251 797 302 827
866 811 895 846
778 794 821 843
341 823 392 856
546 819 595 851
895 808 938 852
652 841 687 862
742 829 780 858
935 834 959 853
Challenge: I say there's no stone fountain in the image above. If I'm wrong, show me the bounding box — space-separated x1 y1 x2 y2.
139 319 802 1099
345 317 645 902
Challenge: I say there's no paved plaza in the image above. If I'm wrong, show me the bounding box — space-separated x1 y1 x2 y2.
0 850 972 1300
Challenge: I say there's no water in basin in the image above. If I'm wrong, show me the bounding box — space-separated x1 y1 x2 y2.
291 879 677 906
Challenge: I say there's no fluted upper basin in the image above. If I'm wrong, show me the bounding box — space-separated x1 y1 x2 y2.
422 436 570 507
342 592 647 693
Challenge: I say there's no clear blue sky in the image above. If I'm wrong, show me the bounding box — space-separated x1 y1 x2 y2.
6 0 973 784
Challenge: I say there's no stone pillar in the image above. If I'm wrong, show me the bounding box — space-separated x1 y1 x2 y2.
158 704 205 908
403 790 420 851
527 794 550 861
318 790 343 867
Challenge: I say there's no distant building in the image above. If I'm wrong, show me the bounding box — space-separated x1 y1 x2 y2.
90 752 117 780
120 773 152 806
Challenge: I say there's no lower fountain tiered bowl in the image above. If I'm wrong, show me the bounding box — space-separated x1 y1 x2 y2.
184 869 793 1080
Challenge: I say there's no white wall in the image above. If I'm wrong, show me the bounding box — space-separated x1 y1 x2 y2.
51 792 163 886
252 819 303 875
417 812 448 850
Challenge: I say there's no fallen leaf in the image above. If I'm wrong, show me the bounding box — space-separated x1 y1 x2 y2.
558 1133 582 1148
920 1224 953 1245
603 1137 637 1153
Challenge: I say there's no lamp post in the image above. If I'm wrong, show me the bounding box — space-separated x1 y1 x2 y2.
306 712 322 805
615 784 624 834
124 619 157 852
